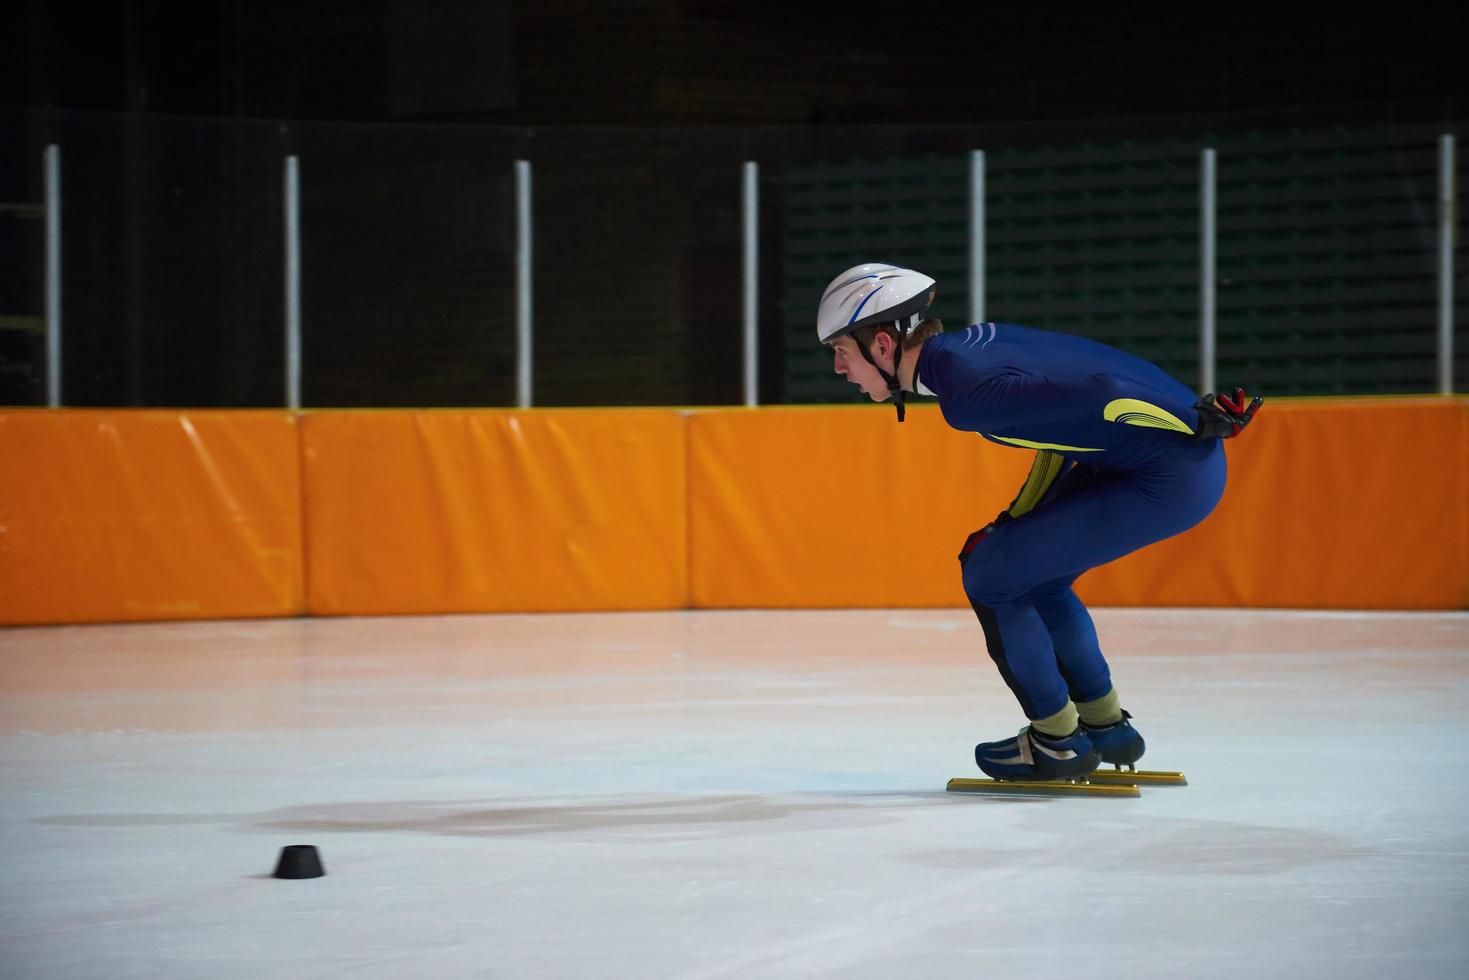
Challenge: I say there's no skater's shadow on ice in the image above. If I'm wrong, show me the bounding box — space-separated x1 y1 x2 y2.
256 794 924 839
909 814 1375 876
35 792 944 840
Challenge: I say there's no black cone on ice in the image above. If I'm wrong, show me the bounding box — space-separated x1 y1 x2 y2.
272 845 325 879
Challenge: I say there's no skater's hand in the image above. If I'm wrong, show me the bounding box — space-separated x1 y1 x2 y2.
957 512 1011 565
1193 387 1262 439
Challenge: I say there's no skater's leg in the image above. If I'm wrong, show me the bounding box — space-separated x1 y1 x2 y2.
964 598 1074 732
961 478 1151 730
961 442 1225 731
1014 463 1121 721
1030 576 1114 709
1030 573 1142 756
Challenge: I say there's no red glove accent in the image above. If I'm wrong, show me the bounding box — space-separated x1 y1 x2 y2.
1218 387 1247 415
958 512 1012 564
1194 387 1264 439
958 524 994 563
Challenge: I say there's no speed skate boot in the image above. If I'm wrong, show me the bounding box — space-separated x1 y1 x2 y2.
975 725 1100 781
1079 710 1145 768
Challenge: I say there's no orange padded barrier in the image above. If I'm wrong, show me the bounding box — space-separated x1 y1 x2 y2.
0 410 303 625
301 410 687 614
1076 397 1469 610
688 399 1469 611
689 406 1033 608
2 399 1463 625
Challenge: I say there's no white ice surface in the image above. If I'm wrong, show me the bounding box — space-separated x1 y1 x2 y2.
1 608 1467 979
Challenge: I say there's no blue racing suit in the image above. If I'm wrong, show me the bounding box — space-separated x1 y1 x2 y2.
915 322 1227 720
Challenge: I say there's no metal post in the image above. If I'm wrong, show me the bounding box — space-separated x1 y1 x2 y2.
969 150 985 326
44 144 61 407
515 159 533 409
284 155 301 410
1439 134 1456 395
1200 148 1217 395
742 161 758 407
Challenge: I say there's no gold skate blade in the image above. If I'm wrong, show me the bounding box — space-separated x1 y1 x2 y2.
1083 769 1187 786
946 777 1139 798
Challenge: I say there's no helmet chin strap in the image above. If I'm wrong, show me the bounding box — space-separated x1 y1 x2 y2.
855 314 917 422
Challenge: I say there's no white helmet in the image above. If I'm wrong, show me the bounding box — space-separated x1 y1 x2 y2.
816 263 937 344
816 263 937 423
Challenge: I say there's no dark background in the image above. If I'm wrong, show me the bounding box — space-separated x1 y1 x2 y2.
3 2 1466 407
11 3 1466 127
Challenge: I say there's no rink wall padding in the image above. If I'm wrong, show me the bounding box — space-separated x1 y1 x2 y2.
0 410 303 625
687 399 1468 611
686 406 1036 607
1 399 1464 624
300 410 688 615
1071 397 1468 610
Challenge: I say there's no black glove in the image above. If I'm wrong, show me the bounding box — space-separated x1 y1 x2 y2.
1193 387 1263 439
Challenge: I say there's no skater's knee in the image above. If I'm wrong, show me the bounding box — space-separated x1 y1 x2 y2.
961 547 1025 605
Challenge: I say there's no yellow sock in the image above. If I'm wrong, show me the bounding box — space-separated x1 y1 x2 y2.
1031 701 1079 737
1077 688 1123 727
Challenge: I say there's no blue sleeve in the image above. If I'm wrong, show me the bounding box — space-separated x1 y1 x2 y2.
951 371 1083 431
921 340 1062 430
931 353 1115 432
921 334 1205 436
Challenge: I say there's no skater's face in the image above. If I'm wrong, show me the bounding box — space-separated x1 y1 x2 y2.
829 333 895 402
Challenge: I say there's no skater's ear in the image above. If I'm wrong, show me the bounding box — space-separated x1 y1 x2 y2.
869 329 896 360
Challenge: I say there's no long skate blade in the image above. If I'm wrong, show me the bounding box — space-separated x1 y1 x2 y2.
946 777 1139 798
1083 769 1187 786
